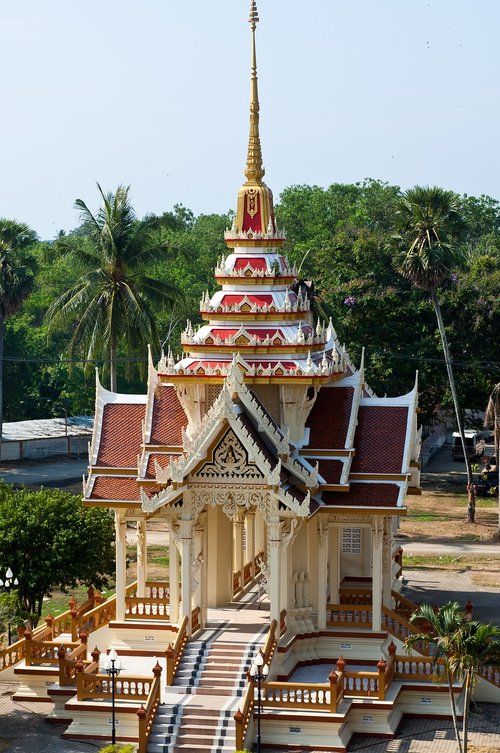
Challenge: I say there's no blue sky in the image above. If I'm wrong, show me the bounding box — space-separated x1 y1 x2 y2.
1 0 499 239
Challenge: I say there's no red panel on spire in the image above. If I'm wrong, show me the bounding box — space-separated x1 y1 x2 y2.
242 191 262 233
233 257 267 271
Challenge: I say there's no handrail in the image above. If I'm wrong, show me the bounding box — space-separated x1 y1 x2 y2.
382 606 430 655
279 609 287 636
262 619 278 665
234 677 255 751
391 589 418 618
166 615 188 685
137 663 162 753
77 670 154 702
191 606 201 634
59 643 98 687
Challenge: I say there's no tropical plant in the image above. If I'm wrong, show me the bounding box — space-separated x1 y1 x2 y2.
46 184 187 391
0 219 38 456
406 601 466 751
0 482 114 626
405 601 500 753
389 186 476 521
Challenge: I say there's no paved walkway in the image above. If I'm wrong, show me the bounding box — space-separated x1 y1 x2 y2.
403 568 500 627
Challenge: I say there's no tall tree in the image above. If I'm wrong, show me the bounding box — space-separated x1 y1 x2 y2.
389 186 476 522
46 184 187 391
484 382 500 535
0 220 38 457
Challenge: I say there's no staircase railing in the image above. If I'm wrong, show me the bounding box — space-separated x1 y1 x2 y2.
234 678 255 751
136 663 163 753
58 643 100 687
165 615 188 685
0 587 112 673
382 606 430 655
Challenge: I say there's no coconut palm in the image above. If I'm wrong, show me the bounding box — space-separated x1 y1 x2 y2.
389 186 476 522
406 601 466 753
46 184 186 391
0 220 38 458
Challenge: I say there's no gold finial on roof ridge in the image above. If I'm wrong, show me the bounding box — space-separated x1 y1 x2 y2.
244 0 264 184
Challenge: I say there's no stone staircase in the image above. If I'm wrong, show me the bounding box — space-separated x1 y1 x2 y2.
148 623 265 753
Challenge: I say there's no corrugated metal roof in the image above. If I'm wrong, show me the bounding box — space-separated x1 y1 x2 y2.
2 416 93 442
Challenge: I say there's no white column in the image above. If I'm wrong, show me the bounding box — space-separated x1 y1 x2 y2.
233 513 244 592
317 521 328 630
179 518 193 632
246 511 255 576
114 510 127 621
280 542 290 616
268 521 282 625
169 533 180 624
136 518 147 598
371 518 383 632
330 526 340 604
382 518 392 608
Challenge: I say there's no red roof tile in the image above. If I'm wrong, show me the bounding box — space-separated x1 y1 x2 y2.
96 404 145 467
306 387 354 448
318 459 343 484
145 452 181 479
322 483 400 507
150 386 187 445
90 476 141 501
351 406 408 473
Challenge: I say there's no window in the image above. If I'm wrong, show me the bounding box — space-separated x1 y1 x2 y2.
342 527 361 554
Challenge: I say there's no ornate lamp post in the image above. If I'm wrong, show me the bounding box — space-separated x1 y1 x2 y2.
0 567 19 645
249 650 269 753
101 648 122 744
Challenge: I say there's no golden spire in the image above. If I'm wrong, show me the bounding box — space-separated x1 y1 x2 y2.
230 0 282 242
244 0 265 184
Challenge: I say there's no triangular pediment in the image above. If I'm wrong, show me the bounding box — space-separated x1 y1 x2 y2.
191 427 265 482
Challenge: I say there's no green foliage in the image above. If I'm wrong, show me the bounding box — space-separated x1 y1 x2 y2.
97 745 136 753
46 184 189 391
0 482 114 625
1 179 499 426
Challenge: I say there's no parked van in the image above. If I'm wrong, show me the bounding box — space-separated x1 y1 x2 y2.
451 431 486 461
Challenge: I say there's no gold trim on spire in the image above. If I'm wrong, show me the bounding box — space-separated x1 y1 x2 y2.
245 0 264 184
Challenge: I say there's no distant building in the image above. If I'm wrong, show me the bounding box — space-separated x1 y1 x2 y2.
1 416 92 461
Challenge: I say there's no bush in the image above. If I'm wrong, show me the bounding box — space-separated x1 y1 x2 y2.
98 744 136 753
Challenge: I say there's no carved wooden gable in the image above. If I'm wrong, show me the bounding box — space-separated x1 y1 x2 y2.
191 428 265 482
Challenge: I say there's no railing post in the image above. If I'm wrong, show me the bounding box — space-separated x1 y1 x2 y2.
94 591 104 606
79 629 88 658
24 628 32 666
328 670 338 712
87 586 95 606
58 644 66 685
45 614 54 640
377 658 386 700
153 659 162 680
336 656 345 675
70 601 78 641
234 708 243 751
137 705 146 753
166 643 174 686
91 646 100 666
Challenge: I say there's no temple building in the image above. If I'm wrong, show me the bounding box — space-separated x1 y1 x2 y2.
2 3 498 752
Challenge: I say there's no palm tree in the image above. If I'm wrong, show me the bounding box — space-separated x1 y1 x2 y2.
0 220 38 458
390 186 476 522
406 601 466 753
405 603 500 753
47 184 186 391
449 620 500 753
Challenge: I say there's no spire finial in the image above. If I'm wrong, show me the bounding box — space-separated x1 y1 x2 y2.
245 0 264 184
